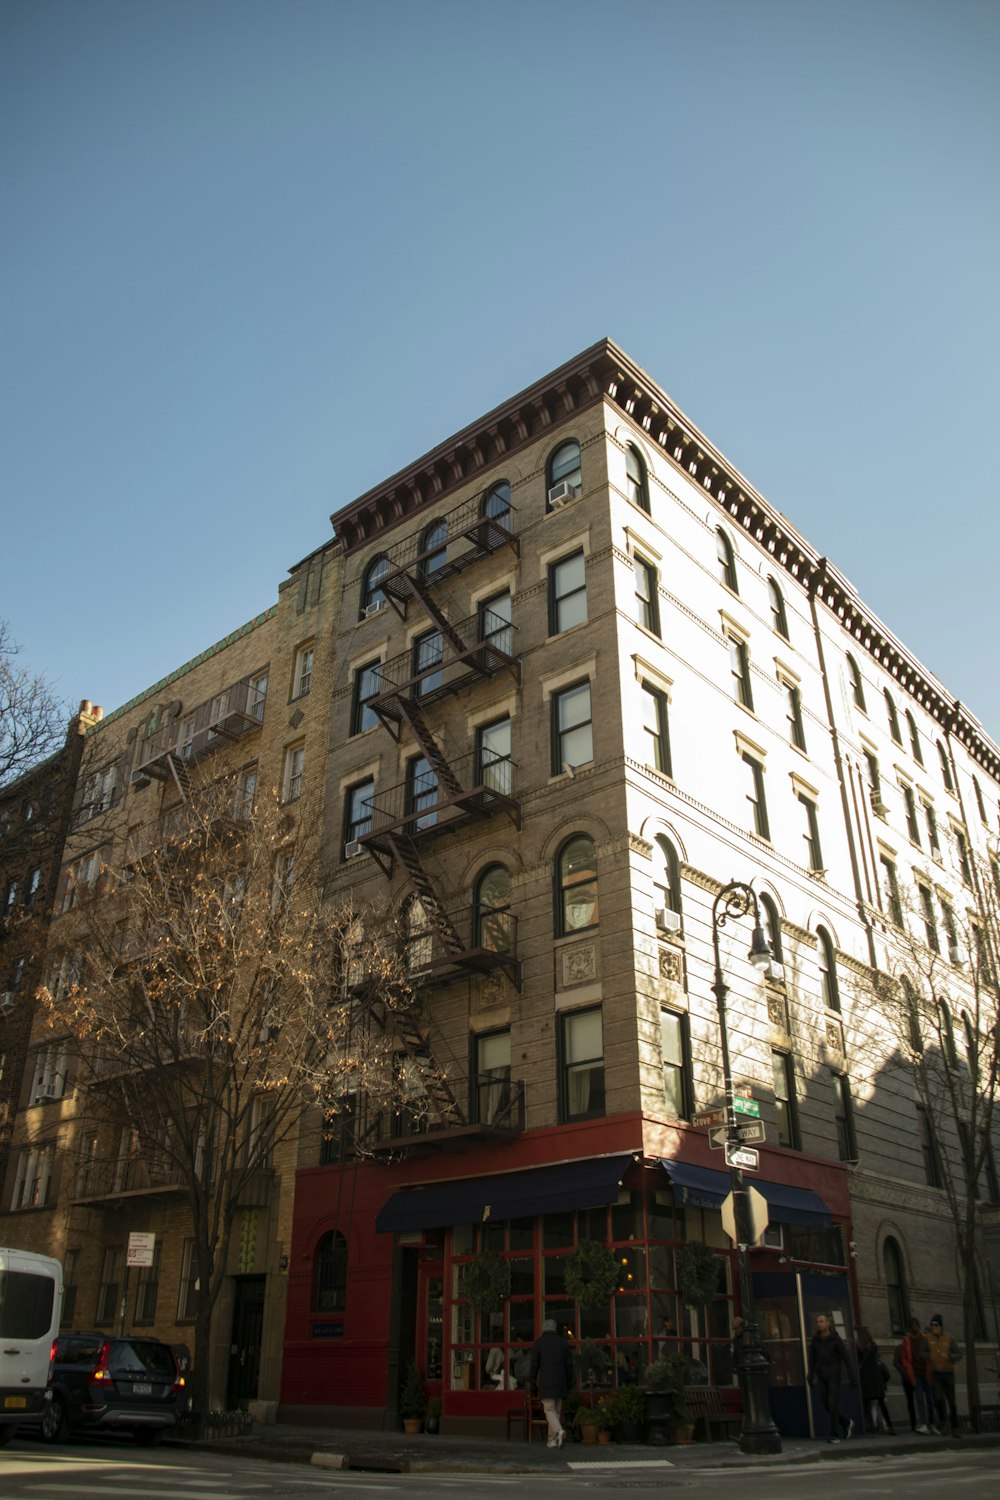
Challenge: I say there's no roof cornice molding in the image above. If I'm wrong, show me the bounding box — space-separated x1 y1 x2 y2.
328 338 1000 777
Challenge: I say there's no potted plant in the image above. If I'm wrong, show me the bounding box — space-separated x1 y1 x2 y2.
399 1359 427 1434
643 1351 690 1445
614 1383 647 1444
574 1338 612 1391
424 1396 442 1435
563 1390 583 1442
658 1349 693 1443
594 1394 617 1443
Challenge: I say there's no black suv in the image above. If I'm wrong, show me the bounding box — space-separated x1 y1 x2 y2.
42 1334 185 1444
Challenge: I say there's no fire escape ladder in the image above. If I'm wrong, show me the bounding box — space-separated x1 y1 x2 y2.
166 753 195 802
388 832 465 955
384 994 466 1127
394 702 464 798
403 578 468 657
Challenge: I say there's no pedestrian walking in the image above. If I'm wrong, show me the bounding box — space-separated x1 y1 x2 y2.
926 1313 962 1436
807 1313 856 1443
529 1318 575 1449
857 1326 895 1434
894 1317 934 1432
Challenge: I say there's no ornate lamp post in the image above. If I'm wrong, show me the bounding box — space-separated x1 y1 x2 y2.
711 880 782 1455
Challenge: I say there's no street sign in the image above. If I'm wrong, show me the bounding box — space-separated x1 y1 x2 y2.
720 1185 769 1245
127 1232 156 1268
709 1121 766 1149
725 1144 759 1171
691 1108 727 1129
733 1097 761 1118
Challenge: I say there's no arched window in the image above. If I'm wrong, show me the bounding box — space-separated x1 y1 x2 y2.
716 528 738 592
475 864 512 952
884 689 902 745
846 654 866 713
361 554 389 616
901 977 923 1053
556 834 598 936
625 445 649 511
768 577 789 639
481 480 512 529
547 440 582 506
937 739 955 792
759 894 783 967
882 1237 908 1335
314 1230 348 1313
938 997 958 1069
420 518 448 579
653 836 682 930
973 776 987 823
905 710 924 765
962 1011 977 1072
817 927 840 1013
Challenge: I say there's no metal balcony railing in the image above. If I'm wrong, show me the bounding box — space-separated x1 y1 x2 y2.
135 675 265 779
403 904 520 984
375 493 518 607
323 1077 526 1159
371 609 517 712
360 753 517 841
70 1153 181 1203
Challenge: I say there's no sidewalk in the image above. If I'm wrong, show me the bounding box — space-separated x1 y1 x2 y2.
191 1420 1000 1474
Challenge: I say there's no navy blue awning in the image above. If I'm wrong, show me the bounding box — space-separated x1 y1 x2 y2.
376 1153 638 1234
659 1160 831 1227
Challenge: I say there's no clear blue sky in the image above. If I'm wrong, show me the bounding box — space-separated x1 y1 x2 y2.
3 1 998 738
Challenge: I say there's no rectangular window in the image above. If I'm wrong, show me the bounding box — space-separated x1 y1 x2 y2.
784 682 807 751
282 743 305 803
728 635 753 710
350 660 382 735
76 763 119 825
832 1073 857 1162
474 1030 512 1125
924 801 941 859
918 882 939 952
233 765 257 821
640 683 671 775
477 717 512 797
177 1239 199 1321
61 1249 80 1327
248 671 268 721
412 628 444 699
772 1051 800 1149
30 1044 69 1104
742 752 770 840
478 590 513 655
61 849 102 913
903 784 921 845
10 1144 54 1210
344 778 374 847
879 855 903 925
552 681 593 774
954 827 972 886
134 1242 162 1325
798 794 824 872
916 1106 943 1188
406 755 438 830
25 867 42 910
865 750 884 812
560 1008 605 1123
95 1246 123 1325
940 896 959 962
293 644 314 699
2 878 17 916
548 551 587 634
633 557 660 635
660 1009 690 1120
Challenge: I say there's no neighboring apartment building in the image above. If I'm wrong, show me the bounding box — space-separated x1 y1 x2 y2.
280 340 1000 1436
0 539 340 1412
0 704 94 1189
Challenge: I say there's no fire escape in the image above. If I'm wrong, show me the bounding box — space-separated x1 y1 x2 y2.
350 491 524 1149
131 674 267 801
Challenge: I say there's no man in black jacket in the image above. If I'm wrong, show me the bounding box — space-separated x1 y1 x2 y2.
529 1318 575 1448
808 1313 856 1443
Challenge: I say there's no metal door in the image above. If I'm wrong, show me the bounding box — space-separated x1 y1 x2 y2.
226 1275 265 1408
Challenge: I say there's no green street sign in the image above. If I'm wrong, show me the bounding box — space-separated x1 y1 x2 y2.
733 1097 761 1118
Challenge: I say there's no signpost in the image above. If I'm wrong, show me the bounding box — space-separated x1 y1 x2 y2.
709 1120 766 1149
691 1107 727 1129
733 1097 761 1118
725 1144 759 1171
721 1185 769 1246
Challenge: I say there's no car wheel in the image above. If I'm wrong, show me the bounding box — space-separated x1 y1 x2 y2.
0 1424 17 1447
134 1428 163 1447
40 1396 70 1444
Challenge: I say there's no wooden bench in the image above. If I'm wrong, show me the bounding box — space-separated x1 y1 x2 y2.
506 1385 549 1442
686 1386 742 1442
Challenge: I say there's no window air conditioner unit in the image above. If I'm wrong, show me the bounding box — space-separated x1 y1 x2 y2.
34 1085 56 1104
949 942 966 967
364 600 387 618
0 991 14 1012
345 840 365 859
548 481 577 509
655 907 682 934
869 789 887 816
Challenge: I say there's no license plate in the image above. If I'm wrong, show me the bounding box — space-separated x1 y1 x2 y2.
4 1396 27 1409
132 1383 152 1396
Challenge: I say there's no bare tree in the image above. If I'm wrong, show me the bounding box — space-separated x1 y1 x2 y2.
39 780 415 1426
0 622 66 790
852 855 1000 1430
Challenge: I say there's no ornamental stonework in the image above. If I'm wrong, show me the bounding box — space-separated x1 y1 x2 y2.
561 943 597 988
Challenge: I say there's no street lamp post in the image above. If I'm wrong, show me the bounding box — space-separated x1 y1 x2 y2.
711 880 783 1455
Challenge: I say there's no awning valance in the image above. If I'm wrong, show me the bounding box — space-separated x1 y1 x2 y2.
376 1153 638 1234
659 1160 831 1227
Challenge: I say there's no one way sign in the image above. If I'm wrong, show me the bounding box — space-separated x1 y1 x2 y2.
708 1120 766 1149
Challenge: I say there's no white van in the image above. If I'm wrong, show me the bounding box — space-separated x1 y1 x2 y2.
0 1247 63 1445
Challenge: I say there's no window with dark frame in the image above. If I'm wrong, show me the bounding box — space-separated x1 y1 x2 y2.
924 800 941 859
479 589 512 655
716 528 738 592
771 1051 800 1149
361 554 389 615
759 893 784 967
293 643 314 698
916 1105 943 1187
818 928 840 1012
903 784 921 844
742 752 770 840
412 628 444 699
420 518 448 578
885 689 902 745
937 739 954 791
660 1009 691 1120
625 445 649 510
832 1072 857 1162
96 1245 123 1325
784 680 806 751
883 1237 909 1335
474 864 512 953
633 556 660 634
865 749 884 810
560 1007 605 1123
344 778 374 848
350 660 382 735
548 551 587 634
906 710 924 765
134 1242 162 1325
481 480 512 529
847 654 867 712
768 577 790 639
799 793 824 872
880 854 903 925
640 682 671 775
954 826 972 885
728 635 753 710
314 1231 348 1313
476 717 512 797
915 882 938 951
406 755 438 831
556 835 598 936
547 440 583 505
552 681 593 773
474 1029 512 1124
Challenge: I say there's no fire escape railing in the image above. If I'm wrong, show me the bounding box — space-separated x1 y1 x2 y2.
135 675 265 781
375 494 518 616
359 752 517 844
370 610 518 719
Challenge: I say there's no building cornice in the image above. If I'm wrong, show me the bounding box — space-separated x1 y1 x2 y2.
328 337 1000 778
